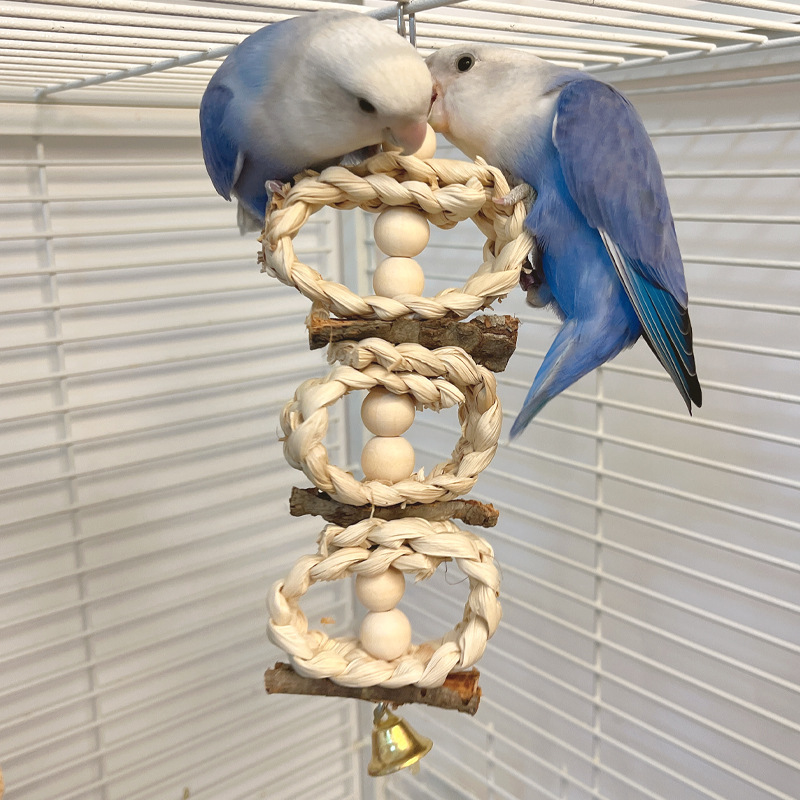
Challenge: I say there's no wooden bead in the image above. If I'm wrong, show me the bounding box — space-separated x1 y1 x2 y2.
373 257 425 297
359 608 412 661
373 208 430 258
411 124 437 160
355 568 406 612
361 436 415 482
361 388 415 437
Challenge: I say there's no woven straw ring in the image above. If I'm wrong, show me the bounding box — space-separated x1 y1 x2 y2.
267 516 502 688
259 151 534 320
280 337 502 507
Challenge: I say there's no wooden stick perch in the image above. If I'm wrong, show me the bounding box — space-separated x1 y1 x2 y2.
290 487 499 528
307 310 519 373
265 662 482 715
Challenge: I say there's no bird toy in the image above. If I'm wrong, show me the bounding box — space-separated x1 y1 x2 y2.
259 131 530 775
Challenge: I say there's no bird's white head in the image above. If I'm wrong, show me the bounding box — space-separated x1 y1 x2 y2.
426 44 565 168
300 13 432 159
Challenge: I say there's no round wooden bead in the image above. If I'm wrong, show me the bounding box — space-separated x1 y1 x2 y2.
355 568 406 612
373 208 430 258
359 608 412 661
361 436 415 482
361 388 416 437
373 257 425 297
412 124 437 160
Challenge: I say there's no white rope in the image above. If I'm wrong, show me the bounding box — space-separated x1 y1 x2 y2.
265 152 518 687
260 151 533 319
280 338 502 506
267 518 502 688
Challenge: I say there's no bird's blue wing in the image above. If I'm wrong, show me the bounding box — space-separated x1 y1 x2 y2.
600 232 701 410
553 78 701 409
553 78 685 301
199 82 240 201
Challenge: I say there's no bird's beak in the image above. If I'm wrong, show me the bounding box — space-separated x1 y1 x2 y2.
385 119 429 155
428 82 448 134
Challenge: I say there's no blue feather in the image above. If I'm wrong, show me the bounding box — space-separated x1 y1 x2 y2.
605 235 701 410
200 13 432 233
424 44 704 435
554 79 689 304
199 83 238 201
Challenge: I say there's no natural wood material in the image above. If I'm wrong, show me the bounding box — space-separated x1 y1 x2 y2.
260 154 533 321
265 662 482 715
307 310 519 373
269 517 500 687
290 487 499 528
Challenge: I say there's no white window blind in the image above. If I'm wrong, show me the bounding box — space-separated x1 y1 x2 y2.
381 50 800 800
0 106 361 800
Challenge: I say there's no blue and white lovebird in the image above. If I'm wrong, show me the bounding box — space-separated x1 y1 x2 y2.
427 45 702 438
200 11 432 232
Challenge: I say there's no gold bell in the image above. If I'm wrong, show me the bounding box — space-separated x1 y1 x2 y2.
367 703 433 777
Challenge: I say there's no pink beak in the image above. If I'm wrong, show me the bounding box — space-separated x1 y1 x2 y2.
427 82 447 134
387 119 429 155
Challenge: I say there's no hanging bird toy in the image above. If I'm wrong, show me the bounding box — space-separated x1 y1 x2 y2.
260 134 531 774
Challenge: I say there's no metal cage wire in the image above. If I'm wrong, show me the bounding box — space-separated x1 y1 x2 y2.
1 0 800 100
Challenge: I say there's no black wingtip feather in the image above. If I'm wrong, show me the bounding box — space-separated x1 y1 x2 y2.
639 309 702 413
680 306 703 408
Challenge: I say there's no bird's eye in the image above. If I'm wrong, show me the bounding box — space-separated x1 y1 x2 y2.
358 97 376 114
457 54 475 72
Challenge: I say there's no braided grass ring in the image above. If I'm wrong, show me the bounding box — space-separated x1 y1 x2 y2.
260 152 533 320
267 517 501 688
280 338 502 507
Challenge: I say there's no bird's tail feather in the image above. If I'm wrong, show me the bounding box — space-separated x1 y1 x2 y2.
638 285 702 411
236 201 264 235
509 316 634 439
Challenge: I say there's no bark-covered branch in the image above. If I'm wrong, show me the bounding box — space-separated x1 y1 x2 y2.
265 662 482 715
290 487 499 528
307 311 519 372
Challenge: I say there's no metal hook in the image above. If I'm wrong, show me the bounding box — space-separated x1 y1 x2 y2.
396 1 407 39
396 1 416 46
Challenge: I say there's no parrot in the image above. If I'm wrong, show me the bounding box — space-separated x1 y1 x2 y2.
426 44 702 438
200 11 432 232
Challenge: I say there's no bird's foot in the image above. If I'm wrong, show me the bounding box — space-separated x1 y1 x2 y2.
493 183 535 210
520 273 552 308
519 242 552 308
265 179 289 200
